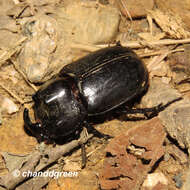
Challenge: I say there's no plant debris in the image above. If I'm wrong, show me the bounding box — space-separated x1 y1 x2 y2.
99 118 166 190
0 0 190 189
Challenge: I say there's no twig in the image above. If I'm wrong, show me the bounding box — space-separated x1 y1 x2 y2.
147 15 153 36
138 48 184 58
120 0 133 21
144 48 184 71
0 152 41 190
70 38 190 51
0 133 93 190
146 51 169 71
0 83 24 105
87 144 104 158
0 37 27 68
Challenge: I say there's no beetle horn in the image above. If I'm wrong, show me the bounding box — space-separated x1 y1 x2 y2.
23 108 42 137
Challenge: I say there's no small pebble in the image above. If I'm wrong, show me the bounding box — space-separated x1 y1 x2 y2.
37 142 47 153
0 96 18 114
164 153 170 162
173 173 183 188
142 172 168 188
162 76 171 84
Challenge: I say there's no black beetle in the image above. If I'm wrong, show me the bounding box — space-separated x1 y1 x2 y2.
24 45 149 142
23 44 180 167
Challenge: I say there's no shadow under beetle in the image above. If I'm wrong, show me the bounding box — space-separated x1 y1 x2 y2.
23 44 181 168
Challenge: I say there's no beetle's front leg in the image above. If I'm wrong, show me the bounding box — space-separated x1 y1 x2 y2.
23 108 46 143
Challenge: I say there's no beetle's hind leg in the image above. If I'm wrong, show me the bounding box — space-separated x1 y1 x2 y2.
121 97 182 119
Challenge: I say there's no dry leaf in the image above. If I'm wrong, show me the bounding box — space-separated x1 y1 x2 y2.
99 118 166 190
148 9 190 39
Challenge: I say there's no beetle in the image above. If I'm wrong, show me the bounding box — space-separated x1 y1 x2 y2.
23 44 180 167
24 44 148 140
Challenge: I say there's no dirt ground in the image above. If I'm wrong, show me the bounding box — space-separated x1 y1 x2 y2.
0 0 190 190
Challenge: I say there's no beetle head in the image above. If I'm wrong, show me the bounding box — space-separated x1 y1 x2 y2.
23 76 86 143
23 108 51 143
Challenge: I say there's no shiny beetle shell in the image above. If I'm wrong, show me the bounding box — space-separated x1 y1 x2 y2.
23 45 148 142
60 45 148 115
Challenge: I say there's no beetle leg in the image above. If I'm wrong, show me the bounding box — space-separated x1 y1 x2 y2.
79 127 89 168
23 108 44 142
81 143 87 169
121 97 182 119
79 122 112 168
83 120 113 140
